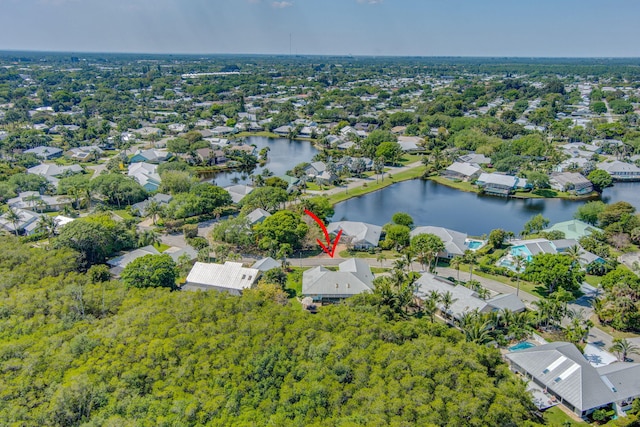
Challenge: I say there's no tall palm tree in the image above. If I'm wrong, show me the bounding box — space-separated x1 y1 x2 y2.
403 249 415 272
376 252 387 268
138 229 160 247
146 200 161 225
450 257 462 282
610 338 640 362
463 250 478 282
440 290 457 323
5 207 23 236
36 215 57 238
565 245 583 268
513 255 526 296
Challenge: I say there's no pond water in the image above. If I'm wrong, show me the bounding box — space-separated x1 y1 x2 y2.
332 179 639 236
203 136 318 187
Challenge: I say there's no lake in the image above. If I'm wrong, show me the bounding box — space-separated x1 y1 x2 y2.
204 136 318 187
332 179 640 236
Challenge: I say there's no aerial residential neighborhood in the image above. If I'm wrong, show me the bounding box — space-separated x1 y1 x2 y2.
3 2 640 423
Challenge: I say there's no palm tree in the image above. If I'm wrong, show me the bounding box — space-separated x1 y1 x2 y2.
403 249 415 272
450 257 462 282
513 255 526 296
376 252 387 268
5 207 23 236
422 296 438 322
565 245 583 268
610 338 640 362
440 290 457 323
463 250 478 282
138 229 160 247
36 215 57 238
146 200 162 225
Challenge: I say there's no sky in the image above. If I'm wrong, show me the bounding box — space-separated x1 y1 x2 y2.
2 0 640 57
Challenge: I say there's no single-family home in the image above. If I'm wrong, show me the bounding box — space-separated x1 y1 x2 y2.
597 161 640 181
549 172 594 195
195 148 227 165
304 161 337 185
506 342 640 418
212 126 235 136
106 245 161 276
397 136 423 152
0 208 41 235
183 261 260 295
246 208 271 225
302 258 374 304
27 163 84 185
414 273 525 321
326 221 382 250
130 149 171 164
544 220 602 240
442 162 482 181
476 173 529 196
24 146 63 160
457 153 492 165
252 256 281 272
131 193 173 216
410 226 468 259
128 162 161 192
224 184 254 203
163 246 198 264
68 145 104 162
273 125 293 136
7 191 71 212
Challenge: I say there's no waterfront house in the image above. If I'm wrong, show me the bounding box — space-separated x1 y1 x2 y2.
224 184 254 203
302 258 374 304
476 173 529 196
549 172 593 195
442 162 482 181
597 161 640 181
183 261 260 295
195 148 227 165
410 226 468 259
326 221 382 250
506 342 640 419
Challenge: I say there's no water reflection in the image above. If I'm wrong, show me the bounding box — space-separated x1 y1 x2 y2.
333 179 639 236
203 136 318 187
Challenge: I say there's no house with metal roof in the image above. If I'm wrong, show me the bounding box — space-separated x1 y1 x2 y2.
442 162 482 181
326 221 382 250
0 208 41 235
27 163 83 185
410 226 468 259
224 184 254 204
130 149 171 164
302 258 374 303
506 342 640 418
246 208 271 225
107 245 160 276
544 219 602 240
131 193 173 217
183 261 260 295
24 146 63 160
414 273 525 321
128 162 161 192
549 172 594 195
457 153 491 165
476 172 530 196
252 257 281 272
597 161 640 181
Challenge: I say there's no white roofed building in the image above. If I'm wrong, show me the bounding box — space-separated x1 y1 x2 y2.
183 261 260 295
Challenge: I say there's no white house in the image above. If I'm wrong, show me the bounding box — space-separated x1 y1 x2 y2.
183 261 260 295
302 258 374 303
326 221 382 250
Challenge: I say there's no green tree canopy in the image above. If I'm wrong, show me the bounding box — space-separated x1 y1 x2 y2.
254 210 308 255
121 254 177 290
588 169 613 192
523 253 584 296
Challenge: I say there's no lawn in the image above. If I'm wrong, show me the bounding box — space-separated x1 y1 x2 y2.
584 274 602 287
590 315 640 340
327 165 426 205
285 267 307 296
428 176 478 193
338 249 397 260
398 153 424 165
154 243 170 252
112 209 137 221
455 264 546 298
543 406 585 426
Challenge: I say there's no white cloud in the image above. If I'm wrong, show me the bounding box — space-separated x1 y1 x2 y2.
271 1 292 8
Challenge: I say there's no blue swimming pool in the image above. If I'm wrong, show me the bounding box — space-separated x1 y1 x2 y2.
466 240 483 249
510 246 531 258
509 342 535 351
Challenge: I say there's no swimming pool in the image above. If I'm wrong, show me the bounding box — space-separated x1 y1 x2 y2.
466 240 483 249
509 342 535 351
510 245 532 259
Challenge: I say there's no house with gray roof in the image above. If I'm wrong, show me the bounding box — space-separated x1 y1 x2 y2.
27 163 83 185
442 162 482 181
326 221 382 250
130 149 171 164
544 220 602 240
252 256 281 272
68 145 103 162
24 146 63 160
246 208 271 225
410 226 467 259
0 208 41 235
224 184 254 204
476 172 529 196
7 191 71 212
128 162 161 192
107 245 160 276
302 258 374 303
397 136 422 152
183 261 259 295
549 172 593 195
131 193 173 217
597 161 640 181
506 342 640 418
457 153 491 165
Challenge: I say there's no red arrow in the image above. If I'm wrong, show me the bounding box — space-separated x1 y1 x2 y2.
304 209 342 258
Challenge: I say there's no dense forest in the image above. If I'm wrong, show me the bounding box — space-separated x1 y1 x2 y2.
0 237 541 426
